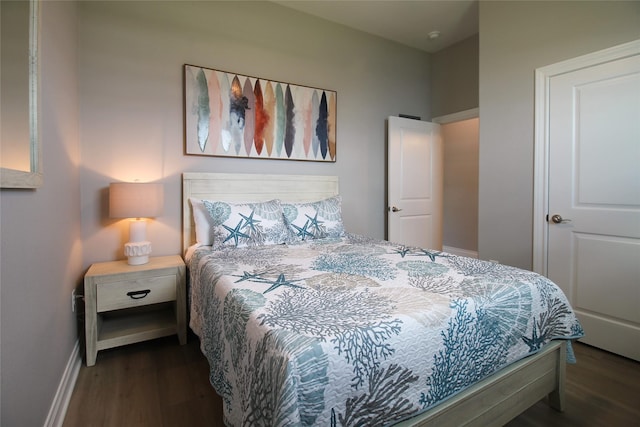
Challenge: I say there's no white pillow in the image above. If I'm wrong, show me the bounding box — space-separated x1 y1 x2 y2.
282 195 346 241
190 198 215 246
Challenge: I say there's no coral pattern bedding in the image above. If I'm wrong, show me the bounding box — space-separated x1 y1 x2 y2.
188 234 584 427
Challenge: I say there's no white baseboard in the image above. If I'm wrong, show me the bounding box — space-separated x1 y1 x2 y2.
44 340 81 427
443 246 478 259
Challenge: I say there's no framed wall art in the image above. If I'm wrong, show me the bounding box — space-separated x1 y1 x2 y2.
184 64 337 162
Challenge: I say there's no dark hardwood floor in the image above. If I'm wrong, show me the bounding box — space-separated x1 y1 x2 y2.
63 333 223 427
63 336 640 427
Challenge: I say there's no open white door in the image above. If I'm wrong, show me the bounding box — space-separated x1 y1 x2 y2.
535 40 640 361
387 116 442 250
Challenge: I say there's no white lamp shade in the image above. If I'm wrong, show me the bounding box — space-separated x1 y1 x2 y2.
109 182 164 219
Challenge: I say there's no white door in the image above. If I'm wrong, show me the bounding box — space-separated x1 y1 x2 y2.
541 42 640 361
387 116 442 250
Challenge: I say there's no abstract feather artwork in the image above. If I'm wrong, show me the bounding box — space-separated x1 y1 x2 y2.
184 64 337 162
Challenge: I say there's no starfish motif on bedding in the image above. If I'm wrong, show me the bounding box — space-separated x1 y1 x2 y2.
233 271 264 283
394 246 412 257
292 220 315 240
262 273 305 294
239 210 261 232
222 219 250 246
305 212 324 234
415 249 447 261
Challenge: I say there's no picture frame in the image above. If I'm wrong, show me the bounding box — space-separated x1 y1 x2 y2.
184 64 337 162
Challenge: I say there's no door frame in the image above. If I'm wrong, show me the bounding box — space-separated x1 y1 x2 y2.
432 107 479 125
532 39 640 275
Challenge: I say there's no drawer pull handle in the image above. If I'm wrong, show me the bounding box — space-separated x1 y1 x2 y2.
127 290 151 299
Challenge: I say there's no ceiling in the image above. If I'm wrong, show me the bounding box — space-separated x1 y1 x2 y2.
274 0 479 53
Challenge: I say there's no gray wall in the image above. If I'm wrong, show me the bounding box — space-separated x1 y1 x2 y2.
0 2 80 425
431 34 479 118
77 0 432 267
479 1 640 269
431 34 479 254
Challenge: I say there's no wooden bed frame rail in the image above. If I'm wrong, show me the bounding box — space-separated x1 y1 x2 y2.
396 340 566 426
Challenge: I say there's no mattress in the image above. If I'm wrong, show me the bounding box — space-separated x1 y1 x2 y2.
188 233 584 426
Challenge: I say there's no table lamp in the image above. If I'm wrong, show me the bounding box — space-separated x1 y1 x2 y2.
109 182 164 265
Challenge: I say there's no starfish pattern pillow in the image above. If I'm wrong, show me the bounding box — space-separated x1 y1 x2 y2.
282 196 346 242
202 199 289 249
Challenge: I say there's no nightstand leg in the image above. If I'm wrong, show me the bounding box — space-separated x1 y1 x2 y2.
176 266 187 345
85 276 98 366
86 347 97 367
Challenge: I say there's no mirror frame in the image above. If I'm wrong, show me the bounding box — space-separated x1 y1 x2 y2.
1 0 42 189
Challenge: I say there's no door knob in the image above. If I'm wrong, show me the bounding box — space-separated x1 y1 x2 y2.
550 214 571 224
390 206 402 212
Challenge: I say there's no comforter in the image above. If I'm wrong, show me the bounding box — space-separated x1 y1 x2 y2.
188 234 584 426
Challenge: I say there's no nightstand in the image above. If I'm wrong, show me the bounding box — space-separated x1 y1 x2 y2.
84 255 186 366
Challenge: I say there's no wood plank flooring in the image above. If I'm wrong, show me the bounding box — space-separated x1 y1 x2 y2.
63 336 639 427
63 334 223 427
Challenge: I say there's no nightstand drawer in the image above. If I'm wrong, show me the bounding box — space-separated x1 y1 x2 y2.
97 275 176 312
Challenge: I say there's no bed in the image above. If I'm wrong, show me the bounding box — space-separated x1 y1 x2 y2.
182 172 584 427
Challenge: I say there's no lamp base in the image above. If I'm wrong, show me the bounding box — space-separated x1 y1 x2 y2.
127 254 150 266
124 241 152 265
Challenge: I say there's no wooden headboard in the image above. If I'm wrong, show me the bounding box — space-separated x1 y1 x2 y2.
182 172 339 251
